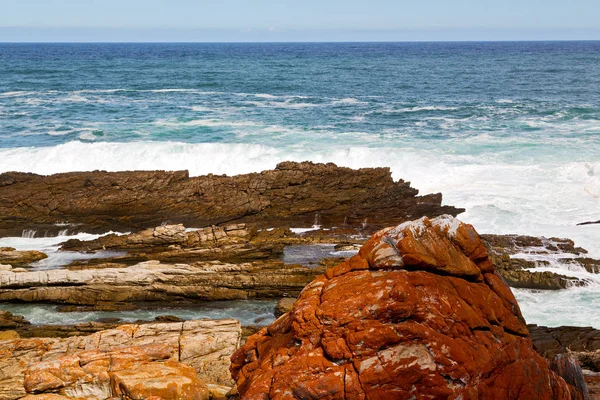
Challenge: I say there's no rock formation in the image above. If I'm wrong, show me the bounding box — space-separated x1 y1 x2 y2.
231 216 580 399
529 325 600 360
0 162 463 237
0 248 47 268
550 354 591 400
0 319 240 399
0 259 323 305
482 234 597 290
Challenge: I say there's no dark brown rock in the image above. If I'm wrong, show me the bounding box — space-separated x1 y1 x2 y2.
0 310 30 329
550 354 590 400
481 234 596 290
577 220 600 226
529 325 600 360
0 162 463 237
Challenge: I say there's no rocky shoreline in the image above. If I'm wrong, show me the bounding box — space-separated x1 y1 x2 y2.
0 163 598 399
0 162 463 237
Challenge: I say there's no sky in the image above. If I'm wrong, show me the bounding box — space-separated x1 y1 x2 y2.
0 0 599 42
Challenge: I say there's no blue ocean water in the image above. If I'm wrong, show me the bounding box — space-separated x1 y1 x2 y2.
0 42 599 327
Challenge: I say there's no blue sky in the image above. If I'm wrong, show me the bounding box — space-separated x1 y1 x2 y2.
1 0 599 42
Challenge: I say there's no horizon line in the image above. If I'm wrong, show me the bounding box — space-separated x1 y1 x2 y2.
2 39 600 44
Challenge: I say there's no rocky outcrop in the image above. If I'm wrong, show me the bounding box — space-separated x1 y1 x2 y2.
60 224 250 253
529 325 600 360
274 298 296 318
585 373 600 399
550 355 590 400
0 310 30 329
231 216 578 399
577 220 600 226
0 248 47 268
59 224 284 266
0 260 323 305
481 234 597 290
0 319 240 399
0 162 463 237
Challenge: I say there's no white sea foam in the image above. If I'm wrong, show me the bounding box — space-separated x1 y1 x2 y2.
154 118 261 128
0 142 597 258
0 140 598 327
0 140 596 254
0 91 34 97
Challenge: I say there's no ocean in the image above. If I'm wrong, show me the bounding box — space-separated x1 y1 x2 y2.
0 42 599 327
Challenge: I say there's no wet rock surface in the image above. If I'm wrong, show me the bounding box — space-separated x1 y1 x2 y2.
481 234 598 290
0 319 240 399
231 216 577 399
0 162 463 237
0 310 30 329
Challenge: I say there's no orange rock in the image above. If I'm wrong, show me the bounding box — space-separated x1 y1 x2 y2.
231 216 579 399
21 346 209 400
111 359 209 400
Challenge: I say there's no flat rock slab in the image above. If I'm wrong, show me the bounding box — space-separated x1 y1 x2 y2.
0 260 322 304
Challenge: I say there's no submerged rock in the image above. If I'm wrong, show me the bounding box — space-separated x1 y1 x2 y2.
231 216 577 399
0 319 240 399
0 162 463 236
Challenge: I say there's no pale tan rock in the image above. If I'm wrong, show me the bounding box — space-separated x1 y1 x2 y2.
0 260 320 304
206 384 232 399
0 248 47 268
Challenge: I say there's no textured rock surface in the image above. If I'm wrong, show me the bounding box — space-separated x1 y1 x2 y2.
0 162 463 237
0 259 322 305
550 354 590 400
274 298 296 318
584 373 600 399
529 325 600 360
481 234 597 290
0 248 47 268
0 310 30 329
231 216 577 399
0 319 239 399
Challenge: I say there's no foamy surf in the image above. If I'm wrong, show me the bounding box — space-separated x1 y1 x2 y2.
0 140 597 255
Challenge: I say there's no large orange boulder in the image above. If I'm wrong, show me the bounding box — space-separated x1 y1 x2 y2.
231 216 579 399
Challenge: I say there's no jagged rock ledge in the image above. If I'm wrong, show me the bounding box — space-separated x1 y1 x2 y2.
0 161 463 237
482 234 599 290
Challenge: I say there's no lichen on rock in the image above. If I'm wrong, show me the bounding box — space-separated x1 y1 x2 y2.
231 216 580 399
